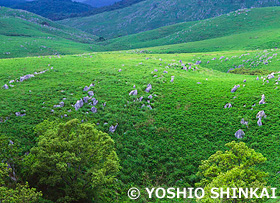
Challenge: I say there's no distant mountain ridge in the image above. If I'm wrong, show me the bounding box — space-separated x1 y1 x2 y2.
59 0 280 39
6 0 93 21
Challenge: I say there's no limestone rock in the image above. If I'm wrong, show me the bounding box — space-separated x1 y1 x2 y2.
129 89 138 96
74 99 83 110
235 129 245 139
145 84 152 93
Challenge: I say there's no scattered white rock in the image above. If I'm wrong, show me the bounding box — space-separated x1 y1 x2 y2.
145 84 152 93
235 129 245 139
129 89 138 96
88 91 94 97
109 124 118 133
259 94 265 104
231 85 240 93
91 107 97 113
74 99 84 110
3 84 9 89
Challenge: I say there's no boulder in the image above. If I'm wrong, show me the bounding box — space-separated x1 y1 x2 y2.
224 103 232 108
231 85 240 93
92 98 98 106
241 118 248 126
109 124 118 133
257 118 262 126
145 84 152 93
129 90 138 96
256 110 266 119
15 112 26 117
259 94 265 104
3 84 9 89
20 74 34 82
59 102 64 107
83 86 90 91
91 107 97 113
74 99 83 110
88 91 94 96
235 129 245 139
83 96 90 103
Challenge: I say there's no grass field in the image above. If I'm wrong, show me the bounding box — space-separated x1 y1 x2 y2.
101 7 280 53
1 5 280 202
1 49 279 201
0 7 102 58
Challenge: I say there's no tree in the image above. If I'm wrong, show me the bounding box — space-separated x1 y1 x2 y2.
26 119 120 202
196 141 268 202
0 135 42 203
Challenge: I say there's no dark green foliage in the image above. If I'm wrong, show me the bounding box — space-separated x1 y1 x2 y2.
229 68 271 75
25 119 120 202
12 0 93 21
0 136 42 203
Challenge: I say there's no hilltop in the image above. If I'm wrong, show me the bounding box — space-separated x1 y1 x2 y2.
0 7 102 58
59 0 280 39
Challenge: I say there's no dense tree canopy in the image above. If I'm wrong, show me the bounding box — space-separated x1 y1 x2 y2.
26 119 120 202
196 141 268 202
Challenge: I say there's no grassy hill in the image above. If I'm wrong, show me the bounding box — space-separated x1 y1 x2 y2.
0 48 280 201
102 7 280 52
0 7 102 58
59 0 280 39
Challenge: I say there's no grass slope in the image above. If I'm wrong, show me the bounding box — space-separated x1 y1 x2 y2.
0 49 279 201
0 7 102 58
59 0 280 39
103 7 280 52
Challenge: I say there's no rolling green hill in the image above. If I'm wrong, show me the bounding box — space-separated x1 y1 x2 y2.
59 0 280 39
0 7 102 58
102 7 280 52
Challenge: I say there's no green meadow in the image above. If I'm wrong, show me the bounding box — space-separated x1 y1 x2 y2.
1 49 280 201
0 4 280 203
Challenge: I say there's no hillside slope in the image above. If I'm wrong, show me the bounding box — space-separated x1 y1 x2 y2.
103 7 280 52
0 7 102 58
59 0 280 39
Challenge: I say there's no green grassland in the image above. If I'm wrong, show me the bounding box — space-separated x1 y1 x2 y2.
0 7 102 58
59 0 280 39
1 4 280 202
0 49 279 201
102 7 280 52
